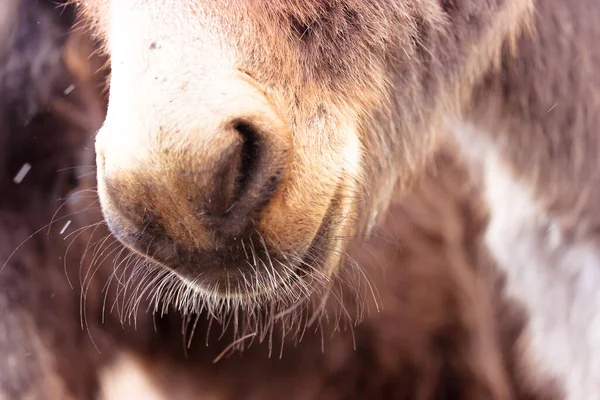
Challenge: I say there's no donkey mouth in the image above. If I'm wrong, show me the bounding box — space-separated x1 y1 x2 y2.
103 186 343 303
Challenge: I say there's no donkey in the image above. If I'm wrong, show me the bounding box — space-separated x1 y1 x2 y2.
76 1 600 398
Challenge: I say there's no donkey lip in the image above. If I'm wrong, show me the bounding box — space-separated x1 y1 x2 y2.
103 182 344 302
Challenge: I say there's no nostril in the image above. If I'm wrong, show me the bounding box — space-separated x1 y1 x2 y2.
198 116 287 238
232 121 261 205
201 120 266 217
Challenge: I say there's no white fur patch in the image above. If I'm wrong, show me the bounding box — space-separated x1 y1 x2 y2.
99 352 166 400
451 120 600 400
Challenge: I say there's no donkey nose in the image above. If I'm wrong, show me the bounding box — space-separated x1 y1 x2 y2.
193 117 288 232
96 78 292 250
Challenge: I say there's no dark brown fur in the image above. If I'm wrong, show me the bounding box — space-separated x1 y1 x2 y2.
0 2 113 398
